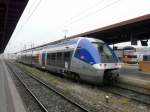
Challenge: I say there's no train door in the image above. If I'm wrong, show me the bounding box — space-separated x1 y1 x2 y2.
64 51 73 69
42 52 46 67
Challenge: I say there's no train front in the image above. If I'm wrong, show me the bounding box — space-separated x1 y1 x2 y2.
87 38 121 85
92 41 121 85
73 37 121 85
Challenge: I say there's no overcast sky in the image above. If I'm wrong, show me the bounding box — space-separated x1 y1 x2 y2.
5 0 150 53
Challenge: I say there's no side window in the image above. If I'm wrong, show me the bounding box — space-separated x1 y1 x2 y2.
47 53 51 65
47 53 51 60
57 52 62 60
64 52 71 61
56 52 64 67
143 55 150 61
51 53 56 60
32 56 36 63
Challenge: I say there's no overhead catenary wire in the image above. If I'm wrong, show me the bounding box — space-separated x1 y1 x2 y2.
25 0 42 24
68 0 105 24
13 0 42 37
64 0 121 27
28 0 40 14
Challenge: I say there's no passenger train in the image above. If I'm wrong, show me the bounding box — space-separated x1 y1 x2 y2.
17 37 121 85
122 46 138 64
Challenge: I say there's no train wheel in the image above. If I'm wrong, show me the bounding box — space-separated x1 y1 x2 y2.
60 70 65 78
74 74 80 83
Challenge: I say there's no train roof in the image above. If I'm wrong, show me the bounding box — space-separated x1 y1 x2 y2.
16 37 105 53
17 37 81 53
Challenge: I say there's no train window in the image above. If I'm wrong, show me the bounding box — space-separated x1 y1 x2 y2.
56 52 63 66
92 42 116 63
47 53 51 65
143 55 150 61
64 52 71 60
51 53 56 60
32 55 38 63
76 47 81 53
73 47 81 58
57 52 62 60
127 55 137 58
47 53 51 60
46 52 72 67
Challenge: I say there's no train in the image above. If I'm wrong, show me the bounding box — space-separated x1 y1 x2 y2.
123 53 138 64
17 37 121 85
122 46 138 64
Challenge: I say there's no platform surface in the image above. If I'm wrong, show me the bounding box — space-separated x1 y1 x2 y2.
120 64 150 80
0 59 26 112
119 64 150 89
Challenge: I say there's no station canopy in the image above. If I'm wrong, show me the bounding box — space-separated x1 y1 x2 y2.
0 0 29 53
17 14 150 53
69 14 150 45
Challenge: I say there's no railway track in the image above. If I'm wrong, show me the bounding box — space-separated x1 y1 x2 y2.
6 61 91 112
7 61 125 112
26 65 150 106
102 84 150 105
6 62 50 112
7 61 150 112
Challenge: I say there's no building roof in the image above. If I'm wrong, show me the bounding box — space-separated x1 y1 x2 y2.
69 14 150 44
0 0 29 53
16 14 150 53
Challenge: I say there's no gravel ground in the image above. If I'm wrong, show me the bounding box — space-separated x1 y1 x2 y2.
8 64 44 112
10 63 85 112
17 63 150 112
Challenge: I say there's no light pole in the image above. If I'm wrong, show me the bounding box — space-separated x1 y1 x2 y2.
63 29 68 39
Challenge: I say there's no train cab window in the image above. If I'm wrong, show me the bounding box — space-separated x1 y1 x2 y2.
92 42 116 63
75 47 81 57
76 47 81 52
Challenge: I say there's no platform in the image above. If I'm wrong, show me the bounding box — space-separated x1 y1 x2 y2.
119 64 150 90
0 59 26 112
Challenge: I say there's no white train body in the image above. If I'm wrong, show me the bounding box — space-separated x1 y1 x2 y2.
17 37 121 85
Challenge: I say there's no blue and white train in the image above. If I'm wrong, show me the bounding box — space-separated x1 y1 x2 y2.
17 37 121 85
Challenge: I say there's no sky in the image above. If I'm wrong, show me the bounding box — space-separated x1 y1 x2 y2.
4 0 150 53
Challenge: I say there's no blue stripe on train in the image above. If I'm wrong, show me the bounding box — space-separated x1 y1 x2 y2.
74 38 100 64
74 48 96 64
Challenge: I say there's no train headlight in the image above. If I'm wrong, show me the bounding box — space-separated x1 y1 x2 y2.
117 63 122 68
115 63 121 68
